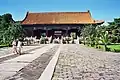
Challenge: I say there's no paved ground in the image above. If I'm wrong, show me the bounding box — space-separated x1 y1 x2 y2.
0 47 12 57
0 44 46 57
52 44 120 80
0 44 55 80
0 44 120 80
7 45 60 80
0 45 46 63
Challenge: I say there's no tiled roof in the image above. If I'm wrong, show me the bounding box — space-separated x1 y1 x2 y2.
21 11 104 25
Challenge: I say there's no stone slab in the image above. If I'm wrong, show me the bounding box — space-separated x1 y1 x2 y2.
0 44 55 80
3 44 55 63
0 62 28 72
38 45 61 80
0 72 16 80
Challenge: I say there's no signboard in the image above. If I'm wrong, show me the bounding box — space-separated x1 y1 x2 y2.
54 31 62 33
54 31 62 35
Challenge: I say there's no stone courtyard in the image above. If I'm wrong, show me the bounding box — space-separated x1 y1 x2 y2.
0 44 120 80
52 44 120 80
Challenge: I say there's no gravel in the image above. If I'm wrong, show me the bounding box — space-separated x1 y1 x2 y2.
52 44 120 80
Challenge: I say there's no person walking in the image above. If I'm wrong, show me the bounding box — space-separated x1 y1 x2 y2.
12 40 17 54
17 39 22 55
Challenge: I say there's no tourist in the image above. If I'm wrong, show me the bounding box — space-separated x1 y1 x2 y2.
17 39 22 55
12 40 17 54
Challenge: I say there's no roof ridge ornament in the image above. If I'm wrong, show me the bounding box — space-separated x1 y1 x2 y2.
87 10 90 12
27 11 29 14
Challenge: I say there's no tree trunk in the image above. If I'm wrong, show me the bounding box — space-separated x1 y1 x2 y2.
104 44 107 51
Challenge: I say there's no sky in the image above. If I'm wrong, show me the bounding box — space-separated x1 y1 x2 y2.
0 0 120 23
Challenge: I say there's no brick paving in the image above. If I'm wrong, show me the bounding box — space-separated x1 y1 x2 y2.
52 44 120 80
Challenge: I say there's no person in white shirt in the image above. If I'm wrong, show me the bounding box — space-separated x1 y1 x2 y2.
17 39 22 55
12 40 17 54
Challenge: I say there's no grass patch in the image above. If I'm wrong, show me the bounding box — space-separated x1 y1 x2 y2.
84 44 120 52
98 44 120 52
107 45 120 52
0 44 9 48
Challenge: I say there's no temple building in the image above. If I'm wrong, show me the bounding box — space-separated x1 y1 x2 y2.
21 10 104 39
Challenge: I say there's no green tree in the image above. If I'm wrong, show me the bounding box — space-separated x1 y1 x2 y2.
0 13 24 45
94 26 101 48
108 18 120 43
81 25 89 45
99 26 110 51
81 24 97 46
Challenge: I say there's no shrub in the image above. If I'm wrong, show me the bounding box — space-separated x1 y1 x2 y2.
79 39 82 44
70 32 76 39
110 36 117 43
62 39 66 44
114 49 120 52
112 29 119 36
106 47 111 51
110 48 115 52
65 37 71 44
98 45 104 50
110 48 120 52
40 37 46 44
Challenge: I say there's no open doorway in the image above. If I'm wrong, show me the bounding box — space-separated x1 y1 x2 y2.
33 29 46 39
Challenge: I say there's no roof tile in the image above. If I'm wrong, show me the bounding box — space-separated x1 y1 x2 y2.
22 11 104 24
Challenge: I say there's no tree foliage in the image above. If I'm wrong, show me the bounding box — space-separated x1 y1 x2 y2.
0 13 24 45
81 25 110 51
81 18 120 51
108 18 120 43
